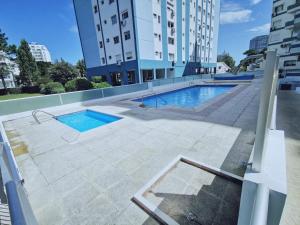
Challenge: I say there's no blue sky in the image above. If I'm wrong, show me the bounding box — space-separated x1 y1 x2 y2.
0 0 272 65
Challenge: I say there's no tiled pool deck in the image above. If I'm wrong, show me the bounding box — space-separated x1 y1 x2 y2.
3 80 262 225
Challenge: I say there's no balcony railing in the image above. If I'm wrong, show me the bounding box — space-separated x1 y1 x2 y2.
287 1 300 11
285 20 294 27
283 36 298 42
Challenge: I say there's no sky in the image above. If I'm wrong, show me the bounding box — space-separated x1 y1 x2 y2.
0 0 272 65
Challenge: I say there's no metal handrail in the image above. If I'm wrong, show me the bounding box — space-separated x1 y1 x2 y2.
32 110 55 124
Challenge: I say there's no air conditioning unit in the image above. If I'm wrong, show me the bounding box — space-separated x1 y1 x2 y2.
116 60 122 66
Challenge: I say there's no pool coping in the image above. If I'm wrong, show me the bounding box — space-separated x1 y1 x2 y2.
131 155 243 225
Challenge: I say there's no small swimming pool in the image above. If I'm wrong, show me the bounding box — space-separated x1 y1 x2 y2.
135 85 235 108
56 110 121 132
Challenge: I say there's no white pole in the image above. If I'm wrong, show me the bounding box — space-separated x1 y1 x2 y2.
252 51 279 172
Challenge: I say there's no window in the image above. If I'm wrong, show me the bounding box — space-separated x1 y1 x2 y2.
104 20 107 24
115 54 122 62
109 56 112 60
101 0 104 5
113 36 119 44
126 51 133 60
124 31 131 40
169 53 175 61
122 11 129 20
168 37 174 45
94 5 98 13
111 15 117 25
97 24 101 31
158 34 161 41
99 41 103 48
106 38 109 43
284 60 296 67
158 15 161 23
109 0 114 4
168 21 174 28
101 57 106 64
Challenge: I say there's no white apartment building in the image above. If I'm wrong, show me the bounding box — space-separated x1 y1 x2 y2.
0 51 20 89
73 0 220 85
268 0 300 76
29 43 52 63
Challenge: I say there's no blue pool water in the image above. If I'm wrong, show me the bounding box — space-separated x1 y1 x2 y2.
56 110 121 132
135 85 235 108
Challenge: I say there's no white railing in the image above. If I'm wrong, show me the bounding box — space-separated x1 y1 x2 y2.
0 125 38 225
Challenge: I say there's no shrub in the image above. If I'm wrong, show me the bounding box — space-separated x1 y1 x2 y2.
8 88 22 94
91 76 103 83
76 78 93 91
41 82 65 94
92 82 111 89
65 79 77 92
21 86 40 93
0 89 7 96
65 78 93 92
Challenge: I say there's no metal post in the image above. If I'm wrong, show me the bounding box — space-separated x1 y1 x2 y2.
252 51 279 172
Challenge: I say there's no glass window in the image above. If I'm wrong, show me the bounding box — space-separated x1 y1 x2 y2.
113 36 119 44
168 37 174 45
94 5 98 13
109 0 114 4
122 11 129 20
126 52 133 60
124 31 131 40
111 15 117 25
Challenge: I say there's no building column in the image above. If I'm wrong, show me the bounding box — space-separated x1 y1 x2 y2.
153 69 157 80
122 71 128 85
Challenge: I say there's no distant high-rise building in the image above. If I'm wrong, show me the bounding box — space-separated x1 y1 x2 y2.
29 43 52 63
249 35 269 52
73 0 220 86
0 51 20 89
268 0 300 75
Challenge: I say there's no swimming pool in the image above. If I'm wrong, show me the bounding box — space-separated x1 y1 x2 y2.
56 110 121 132
135 85 235 108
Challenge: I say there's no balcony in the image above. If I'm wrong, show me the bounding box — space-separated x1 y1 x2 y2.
283 37 296 42
287 1 300 13
290 43 300 53
285 20 294 29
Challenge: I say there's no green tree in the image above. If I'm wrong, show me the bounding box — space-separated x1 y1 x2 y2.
76 59 86 77
36 61 52 85
17 39 39 86
217 52 235 69
0 29 17 91
243 49 257 56
49 59 78 85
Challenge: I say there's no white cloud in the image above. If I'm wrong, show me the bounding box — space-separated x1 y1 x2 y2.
251 0 262 5
248 23 270 33
69 25 78 33
221 1 242 11
220 10 252 24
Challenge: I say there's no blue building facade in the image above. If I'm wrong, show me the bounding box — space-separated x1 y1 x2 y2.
74 0 220 85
